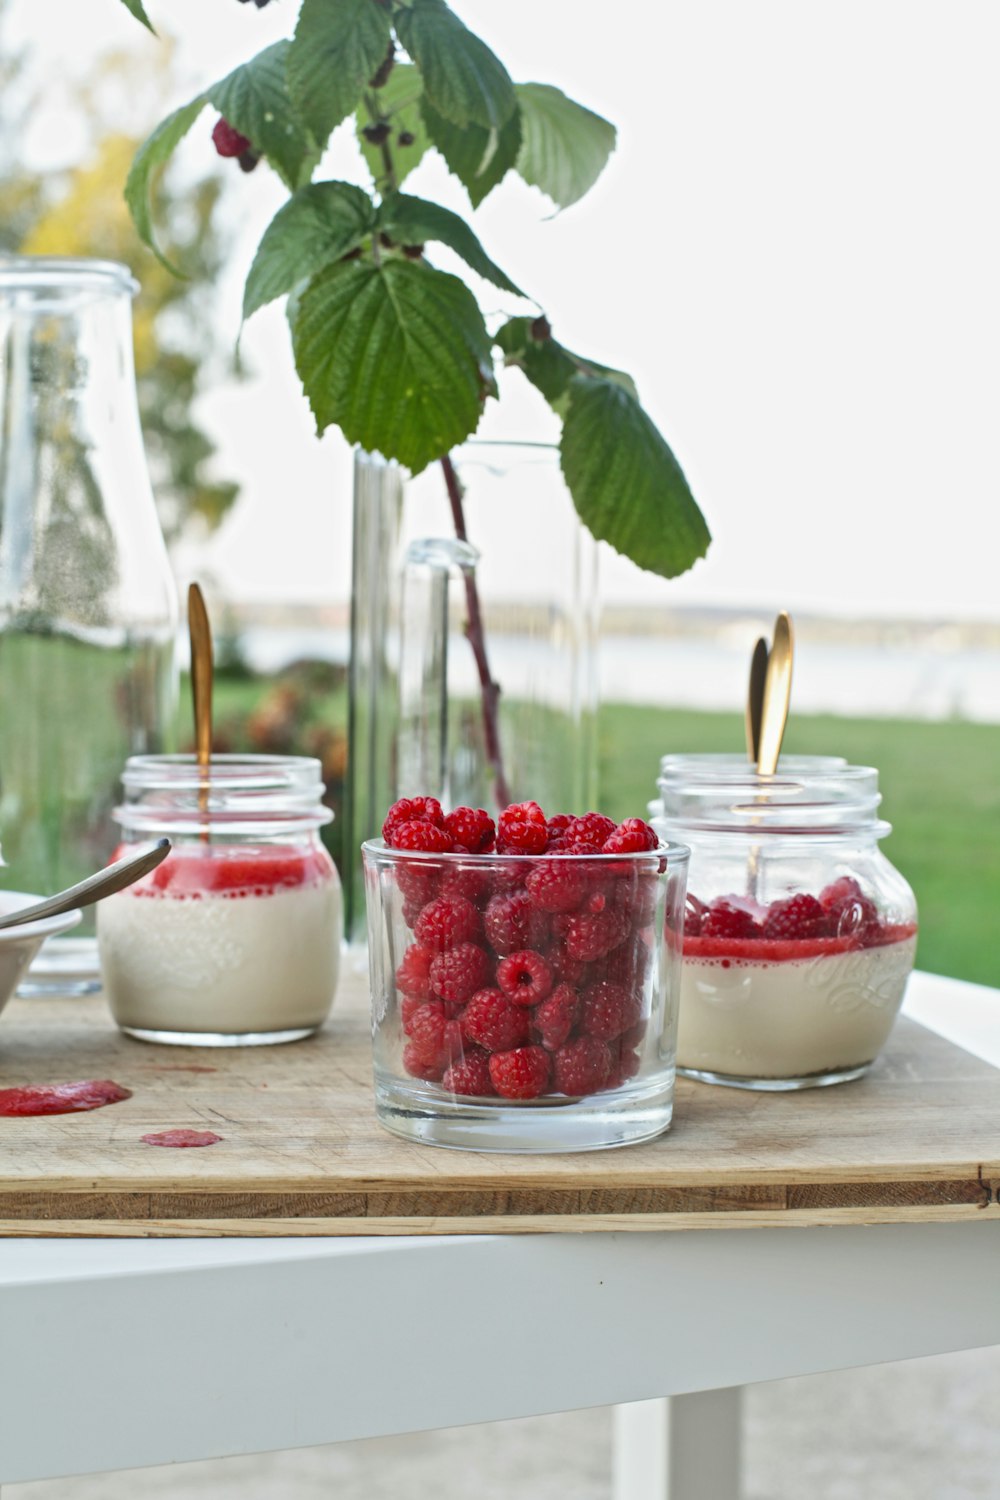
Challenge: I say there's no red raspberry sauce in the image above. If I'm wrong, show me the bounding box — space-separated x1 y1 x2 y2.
683 922 917 964
141 1129 222 1148
0 1080 131 1116
117 843 334 900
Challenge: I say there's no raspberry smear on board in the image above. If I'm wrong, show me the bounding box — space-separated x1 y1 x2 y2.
141 1129 222 1149
0 1080 132 1117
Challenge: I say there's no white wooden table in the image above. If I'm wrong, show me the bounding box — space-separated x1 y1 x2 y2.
1 970 998 1497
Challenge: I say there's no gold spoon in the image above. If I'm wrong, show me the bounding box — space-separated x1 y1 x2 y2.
756 611 794 777
745 635 769 766
188 582 213 822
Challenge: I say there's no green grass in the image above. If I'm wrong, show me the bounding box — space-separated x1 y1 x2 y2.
598 705 1000 989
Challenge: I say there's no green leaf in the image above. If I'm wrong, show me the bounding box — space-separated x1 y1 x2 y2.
421 98 521 208
356 64 430 188
377 193 524 296
560 378 710 579
125 94 208 273
515 83 616 210
119 0 155 32
396 0 516 130
496 316 637 415
288 0 392 147
208 42 317 190
243 182 376 320
292 258 493 472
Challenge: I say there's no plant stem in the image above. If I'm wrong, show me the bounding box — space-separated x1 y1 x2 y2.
440 453 512 811
364 91 511 810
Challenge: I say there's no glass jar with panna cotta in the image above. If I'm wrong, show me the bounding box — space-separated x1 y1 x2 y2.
651 761 917 1090
97 755 342 1045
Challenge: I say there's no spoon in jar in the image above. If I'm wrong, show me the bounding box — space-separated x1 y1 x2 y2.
188 581 214 829
0 839 172 931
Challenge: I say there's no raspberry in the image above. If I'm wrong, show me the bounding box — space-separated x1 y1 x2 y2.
496 950 554 1007
684 894 707 937
701 900 763 940
489 1045 551 1100
602 818 658 855
442 1047 494 1097
497 801 548 854
212 118 251 158
461 988 530 1052
362 121 392 145
525 859 588 913
580 980 642 1042
403 1041 444 1081
547 942 591 988
429 942 490 1003
414 895 480 953
552 1036 611 1096
611 874 658 927
546 813 572 844
763 893 826 941
439 860 492 905
820 877 880 942
391 821 453 854
605 1046 642 1090
406 1001 464 1071
444 806 495 852
395 944 434 1001
564 908 628 961
601 939 649 990
395 861 441 910
563 812 616 851
400 993 428 1033
531 983 579 1049
382 796 445 843
483 890 549 954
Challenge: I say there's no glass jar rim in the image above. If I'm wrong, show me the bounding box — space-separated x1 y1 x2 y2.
0 257 139 298
115 754 332 838
121 752 325 791
652 762 887 837
362 836 690 867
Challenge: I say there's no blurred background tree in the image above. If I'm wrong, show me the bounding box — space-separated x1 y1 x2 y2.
0 2 240 547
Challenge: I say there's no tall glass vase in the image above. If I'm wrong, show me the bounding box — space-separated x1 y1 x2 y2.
346 441 599 939
0 258 178 991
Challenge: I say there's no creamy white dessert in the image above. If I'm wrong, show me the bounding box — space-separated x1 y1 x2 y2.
98 845 342 1040
677 932 917 1081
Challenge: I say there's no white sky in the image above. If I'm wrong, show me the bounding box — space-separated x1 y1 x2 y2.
10 0 1000 618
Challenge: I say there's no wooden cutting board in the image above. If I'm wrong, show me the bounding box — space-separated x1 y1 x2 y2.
0 970 997 1237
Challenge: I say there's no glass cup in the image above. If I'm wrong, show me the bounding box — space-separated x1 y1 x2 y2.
362 839 689 1152
97 755 342 1045
651 762 918 1089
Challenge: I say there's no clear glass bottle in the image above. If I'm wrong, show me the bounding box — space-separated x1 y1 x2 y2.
98 755 342 1045
651 762 918 1090
346 443 600 942
0 258 178 992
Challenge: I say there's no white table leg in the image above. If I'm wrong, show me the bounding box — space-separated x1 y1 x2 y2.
612 1389 742 1500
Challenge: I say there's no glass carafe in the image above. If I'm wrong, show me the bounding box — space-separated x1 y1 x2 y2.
0 258 178 991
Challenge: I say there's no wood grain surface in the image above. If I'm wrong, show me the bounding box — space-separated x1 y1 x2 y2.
0 971 997 1237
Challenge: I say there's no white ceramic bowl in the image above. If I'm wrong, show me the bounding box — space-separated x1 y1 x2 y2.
0 893 82 1020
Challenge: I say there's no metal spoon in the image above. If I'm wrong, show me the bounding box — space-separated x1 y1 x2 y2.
745 635 769 765
0 839 171 932
756 611 794 777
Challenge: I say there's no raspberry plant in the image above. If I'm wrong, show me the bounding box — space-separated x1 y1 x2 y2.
120 0 712 801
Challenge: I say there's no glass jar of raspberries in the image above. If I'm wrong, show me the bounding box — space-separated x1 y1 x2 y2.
362 798 689 1151
650 761 918 1090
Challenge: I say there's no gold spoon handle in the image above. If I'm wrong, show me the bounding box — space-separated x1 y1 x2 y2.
188 582 213 772
745 636 769 765
756 610 794 777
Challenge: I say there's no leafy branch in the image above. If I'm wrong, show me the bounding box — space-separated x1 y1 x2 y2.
121 0 712 804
